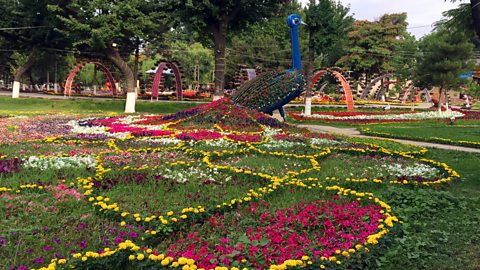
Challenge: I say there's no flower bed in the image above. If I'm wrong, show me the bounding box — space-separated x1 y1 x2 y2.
0 99 461 270
290 110 465 124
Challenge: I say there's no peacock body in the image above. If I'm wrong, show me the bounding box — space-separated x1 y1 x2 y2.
232 14 305 117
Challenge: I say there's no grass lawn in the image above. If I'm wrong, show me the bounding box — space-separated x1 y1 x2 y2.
1 98 480 269
359 120 480 145
372 148 480 270
0 96 199 115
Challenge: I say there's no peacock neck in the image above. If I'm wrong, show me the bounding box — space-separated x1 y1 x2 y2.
290 26 302 71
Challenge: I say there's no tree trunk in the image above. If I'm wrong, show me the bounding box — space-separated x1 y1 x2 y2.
438 87 443 113
133 38 140 95
472 0 480 39
304 29 315 116
12 51 37 98
93 65 97 95
104 46 136 113
211 23 228 100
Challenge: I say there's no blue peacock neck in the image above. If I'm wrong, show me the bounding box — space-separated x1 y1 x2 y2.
288 15 302 72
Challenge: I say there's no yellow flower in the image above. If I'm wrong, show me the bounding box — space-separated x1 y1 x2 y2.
178 257 188 265
128 255 135 261
161 258 170 266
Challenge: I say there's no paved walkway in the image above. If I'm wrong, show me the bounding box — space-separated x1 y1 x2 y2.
298 124 480 153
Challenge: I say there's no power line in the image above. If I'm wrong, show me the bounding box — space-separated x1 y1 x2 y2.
0 26 50 31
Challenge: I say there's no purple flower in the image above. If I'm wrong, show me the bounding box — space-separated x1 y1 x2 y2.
53 237 61 244
118 231 126 238
114 237 123 245
54 252 64 259
33 256 44 264
0 236 6 247
128 231 137 239
78 240 87 249
43 245 52 251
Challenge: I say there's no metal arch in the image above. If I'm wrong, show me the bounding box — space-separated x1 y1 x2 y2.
311 69 354 111
360 73 393 99
64 60 117 96
151 61 184 99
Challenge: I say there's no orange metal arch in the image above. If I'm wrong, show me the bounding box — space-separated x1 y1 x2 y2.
311 70 354 111
64 61 117 96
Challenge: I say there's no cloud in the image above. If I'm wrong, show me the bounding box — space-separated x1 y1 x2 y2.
298 0 462 38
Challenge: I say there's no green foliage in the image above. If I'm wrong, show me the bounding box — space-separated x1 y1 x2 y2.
305 0 354 67
162 0 283 93
415 31 474 90
167 42 214 84
47 0 161 53
436 3 479 47
226 1 304 81
337 13 411 79
162 0 284 40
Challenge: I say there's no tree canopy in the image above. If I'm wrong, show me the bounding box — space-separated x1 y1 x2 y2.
47 0 169 112
337 13 411 81
415 30 474 107
161 0 284 97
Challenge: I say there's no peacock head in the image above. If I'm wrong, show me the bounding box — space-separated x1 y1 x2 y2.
287 14 304 28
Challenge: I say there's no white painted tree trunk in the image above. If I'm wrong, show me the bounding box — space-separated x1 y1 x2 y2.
304 97 312 116
212 95 223 101
12 81 20 98
125 92 136 113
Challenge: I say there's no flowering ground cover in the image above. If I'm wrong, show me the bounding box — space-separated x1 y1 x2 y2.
289 110 465 124
0 98 473 270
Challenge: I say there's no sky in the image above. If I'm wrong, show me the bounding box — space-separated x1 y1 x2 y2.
298 0 463 38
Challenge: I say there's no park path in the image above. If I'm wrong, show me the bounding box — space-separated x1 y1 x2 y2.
298 124 480 154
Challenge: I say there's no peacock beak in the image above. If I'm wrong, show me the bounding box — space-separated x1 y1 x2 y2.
300 21 308 26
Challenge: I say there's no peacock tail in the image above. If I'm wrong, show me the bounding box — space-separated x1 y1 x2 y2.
232 70 304 114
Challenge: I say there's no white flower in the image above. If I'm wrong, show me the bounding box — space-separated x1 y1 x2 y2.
22 155 96 171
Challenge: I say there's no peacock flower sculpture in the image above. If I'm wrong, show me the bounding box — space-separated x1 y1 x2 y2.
232 14 306 119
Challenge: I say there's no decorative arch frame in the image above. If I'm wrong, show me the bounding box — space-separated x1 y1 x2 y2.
311 68 354 111
360 73 393 99
151 61 183 99
64 60 117 96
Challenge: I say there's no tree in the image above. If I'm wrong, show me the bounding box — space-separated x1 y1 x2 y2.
162 0 283 100
304 0 353 115
168 41 214 85
0 0 68 98
437 3 480 47
447 0 480 40
337 13 410 84
48 0 167 112
415 31 474 111
225 1 304 86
